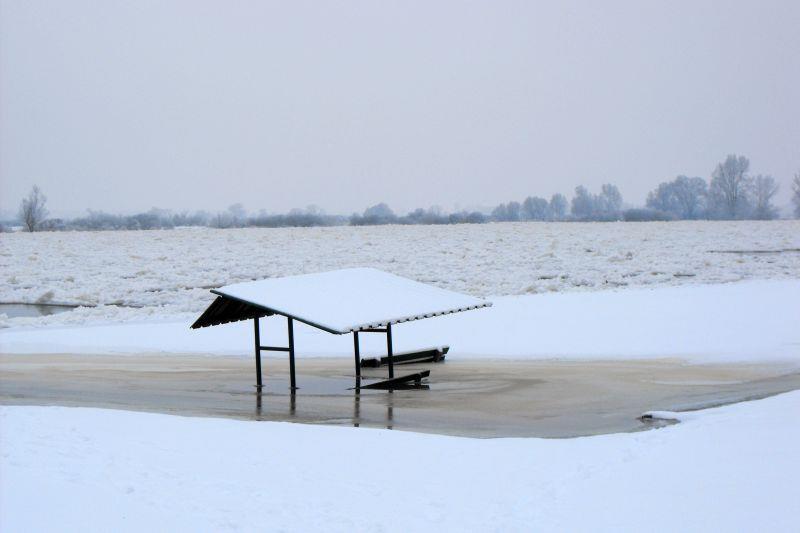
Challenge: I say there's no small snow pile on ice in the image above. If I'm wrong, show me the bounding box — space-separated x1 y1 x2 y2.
642 410 680 421
34 290 55 304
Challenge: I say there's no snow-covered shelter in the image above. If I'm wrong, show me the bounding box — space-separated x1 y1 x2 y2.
191 268 491 390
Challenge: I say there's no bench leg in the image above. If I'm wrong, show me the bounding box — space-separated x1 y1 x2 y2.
386 323 394 379
254 318 263 389
288 317 297 391
353 331 361 389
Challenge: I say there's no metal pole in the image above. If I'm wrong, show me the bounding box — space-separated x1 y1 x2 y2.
353 393 360 428
254 317 263 389
288 317 297 391
386 390 394 430
353 331 361 388
386 323 394 379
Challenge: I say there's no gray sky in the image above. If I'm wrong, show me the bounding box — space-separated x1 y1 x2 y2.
1 0 799 217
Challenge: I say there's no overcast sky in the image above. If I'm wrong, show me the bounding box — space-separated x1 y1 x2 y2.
1 0 798 217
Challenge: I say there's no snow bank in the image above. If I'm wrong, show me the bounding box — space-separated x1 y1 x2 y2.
2 280 798 363
2 221 799 329
2 391 799 532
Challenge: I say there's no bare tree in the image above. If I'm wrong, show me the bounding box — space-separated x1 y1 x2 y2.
752 175 779 220
599 183 623 215
647 176 707 219
491 201 521 222
671 176 707 219
549 193 568 220
521 196 549 220
646 182 678 214
18 185 49 232
793 171 800 218
227 203 246 227
709 155 752 219
571 184 623 221
507 201 521 221
570 186 594 220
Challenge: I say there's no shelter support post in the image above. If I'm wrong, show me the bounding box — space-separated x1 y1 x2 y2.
353 331 361 388
288 317 297 391
386 323 394 378
253 318 263 389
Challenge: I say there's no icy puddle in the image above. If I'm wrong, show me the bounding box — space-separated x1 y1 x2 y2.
1 354 799 438
0 303 76 318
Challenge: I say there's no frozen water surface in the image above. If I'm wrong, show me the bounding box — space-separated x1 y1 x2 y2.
1 220 798 328
0 303 75 318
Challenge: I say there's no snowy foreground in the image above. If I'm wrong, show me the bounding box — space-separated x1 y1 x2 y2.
2 392 799 532
2 279 799 363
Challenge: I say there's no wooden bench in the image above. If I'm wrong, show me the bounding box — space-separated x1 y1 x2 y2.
360 346 449 368
361 370 431 390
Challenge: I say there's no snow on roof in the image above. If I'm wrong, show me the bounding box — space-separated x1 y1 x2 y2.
210 268 492 334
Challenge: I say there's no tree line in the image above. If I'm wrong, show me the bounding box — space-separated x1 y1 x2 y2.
492 155 793 222
645 155 784 221
8 154 800 232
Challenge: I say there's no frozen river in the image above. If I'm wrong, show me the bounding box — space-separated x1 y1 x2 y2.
1 220 799 327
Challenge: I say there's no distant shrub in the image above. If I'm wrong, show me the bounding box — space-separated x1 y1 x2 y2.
448 211 487 224
350 204 488 226
249 213 344 228
622 208 676 222
350 203 398 225
38 218 67 231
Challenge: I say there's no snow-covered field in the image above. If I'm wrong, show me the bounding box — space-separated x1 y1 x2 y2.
1 220 798 328
2 391 799 532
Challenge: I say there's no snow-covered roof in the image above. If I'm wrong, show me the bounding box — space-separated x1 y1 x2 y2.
206 268 492 334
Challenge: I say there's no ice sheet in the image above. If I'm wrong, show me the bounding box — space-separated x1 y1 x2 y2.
1 220 798 329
